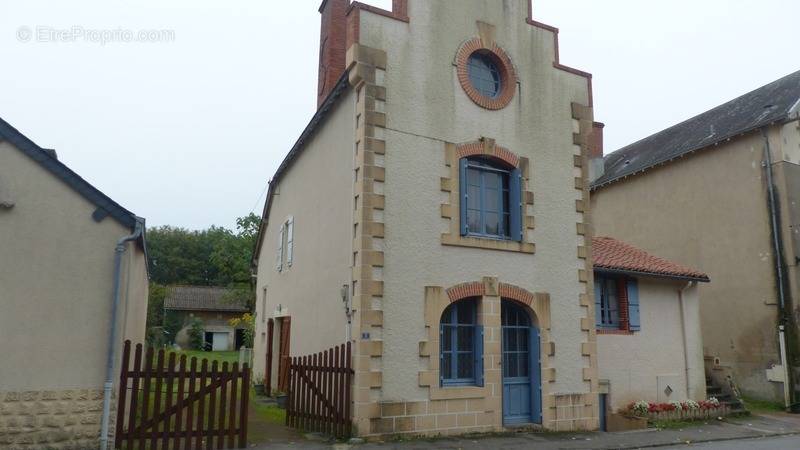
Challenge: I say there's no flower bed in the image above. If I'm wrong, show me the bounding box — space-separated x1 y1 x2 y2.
625 398 729 421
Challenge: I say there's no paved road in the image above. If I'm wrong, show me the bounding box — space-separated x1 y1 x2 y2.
661 434 800 449
250 414 800 449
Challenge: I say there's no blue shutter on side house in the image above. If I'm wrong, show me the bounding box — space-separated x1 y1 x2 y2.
594 277 603 326
459 158 468 236
627 278 641 331
510 168 523 241
474 325 484 387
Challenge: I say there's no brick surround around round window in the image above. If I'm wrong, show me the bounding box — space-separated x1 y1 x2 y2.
455 37 517 110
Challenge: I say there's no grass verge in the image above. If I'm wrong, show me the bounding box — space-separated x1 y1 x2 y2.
741 396 784 414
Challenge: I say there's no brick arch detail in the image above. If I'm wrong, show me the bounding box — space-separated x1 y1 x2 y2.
445 281 485 303
455 37 517 110
456 139 520 168
498 282 536 306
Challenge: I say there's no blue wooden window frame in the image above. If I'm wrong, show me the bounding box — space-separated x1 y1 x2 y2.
594 274 640 331
440 299 483 387
595 276 619 329
467 53 501 98
460 157 522 241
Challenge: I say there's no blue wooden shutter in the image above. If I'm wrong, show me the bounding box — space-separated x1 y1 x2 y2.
510 168 523 241
459 158 468 236
530 326 542 423
439 323 445 385
594 277 602 326
627 278 641 331
474 325 484 387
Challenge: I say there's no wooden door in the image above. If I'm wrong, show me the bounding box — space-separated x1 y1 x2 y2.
277 317 291 391
501 300 541 425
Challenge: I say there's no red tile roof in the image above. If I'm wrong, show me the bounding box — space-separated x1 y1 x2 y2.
592 237 709 281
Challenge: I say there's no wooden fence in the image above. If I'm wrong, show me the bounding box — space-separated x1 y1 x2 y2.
115 341 250 449
285 342 353 439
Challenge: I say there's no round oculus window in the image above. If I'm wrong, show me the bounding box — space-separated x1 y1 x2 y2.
455 38 517 110
467 53 501 99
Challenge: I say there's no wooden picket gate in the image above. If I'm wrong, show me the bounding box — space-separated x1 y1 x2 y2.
115 341 250 449
285 342 353 439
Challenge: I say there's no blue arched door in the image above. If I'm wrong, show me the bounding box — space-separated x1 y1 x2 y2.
501 300 541 424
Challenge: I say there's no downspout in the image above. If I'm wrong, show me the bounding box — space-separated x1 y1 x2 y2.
678 281 695 399
100 219 144 450
761 127 792 410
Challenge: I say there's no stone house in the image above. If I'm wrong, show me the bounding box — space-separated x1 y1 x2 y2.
252 0 603 436
164 285 250 351
0 116 149 449
591 70 800 406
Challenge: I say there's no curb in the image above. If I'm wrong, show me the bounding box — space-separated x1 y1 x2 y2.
606 431 799 449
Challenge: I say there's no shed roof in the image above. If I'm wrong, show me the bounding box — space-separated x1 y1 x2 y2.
163 286 249 312
592 70 800 189
592 236 709 282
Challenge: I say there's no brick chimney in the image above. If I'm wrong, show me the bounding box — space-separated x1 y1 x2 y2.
588 121 605 184
317 0 348 107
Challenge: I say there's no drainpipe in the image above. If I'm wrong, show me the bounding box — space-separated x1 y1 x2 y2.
678 282 696 400
99 219 144 450
761 127 792 410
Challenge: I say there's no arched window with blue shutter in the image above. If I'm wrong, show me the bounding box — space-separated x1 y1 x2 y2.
440 298 483 386
459 156 522 241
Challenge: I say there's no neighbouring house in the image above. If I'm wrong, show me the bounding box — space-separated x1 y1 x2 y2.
592 236 709 416
253 0 604 436
591 70 800 406
0 117 149 448
164 285 250 351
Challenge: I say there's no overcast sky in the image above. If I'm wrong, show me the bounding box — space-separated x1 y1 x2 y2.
2 1 798 230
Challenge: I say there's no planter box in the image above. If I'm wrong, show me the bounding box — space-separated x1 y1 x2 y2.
645 405 730 422
607 413 648 432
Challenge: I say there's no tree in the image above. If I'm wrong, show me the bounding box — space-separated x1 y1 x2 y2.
145 283 167 346
229 313 255 348
144 213 262 344
146 213 261 287
187 318 205 350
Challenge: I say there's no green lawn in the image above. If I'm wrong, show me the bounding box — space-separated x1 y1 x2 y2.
250 389 285 424
148 349 241 367
167 349 240 366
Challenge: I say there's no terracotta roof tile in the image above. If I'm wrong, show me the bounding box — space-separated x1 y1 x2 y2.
164 286 249 312
592 237 709 281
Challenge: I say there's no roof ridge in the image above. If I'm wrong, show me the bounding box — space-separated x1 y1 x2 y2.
606 69 800 161
593 69 800 189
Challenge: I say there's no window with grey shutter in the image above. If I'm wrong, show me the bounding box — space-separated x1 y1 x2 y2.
276 223 284 272
286 217 294 267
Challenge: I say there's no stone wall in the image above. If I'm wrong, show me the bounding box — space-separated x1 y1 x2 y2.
0 389 108 450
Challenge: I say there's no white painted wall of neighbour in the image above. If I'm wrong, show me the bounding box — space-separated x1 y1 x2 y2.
597 279 705 411
0 140 148 391
252 89 356 383
359 0 592 400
